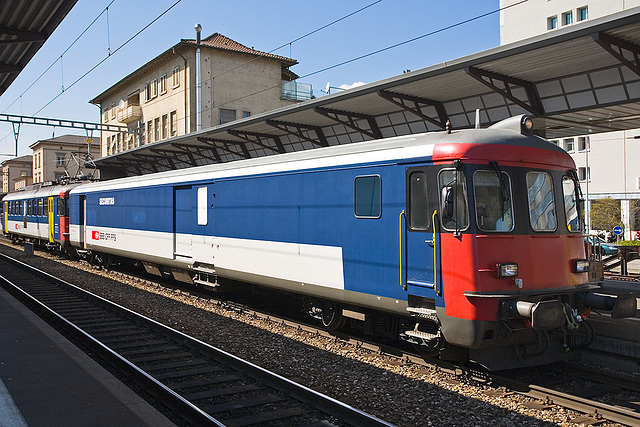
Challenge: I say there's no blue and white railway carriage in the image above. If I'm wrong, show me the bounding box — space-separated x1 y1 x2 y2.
68 135 436 317
3 185 66 246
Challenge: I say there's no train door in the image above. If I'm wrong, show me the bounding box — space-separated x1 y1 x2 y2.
403 167 439 299
48 197 55 243
3 201 7 234
173 185 193 259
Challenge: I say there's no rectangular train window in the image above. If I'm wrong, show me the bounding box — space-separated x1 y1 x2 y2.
408 171 430 230
474 170 513 232
197 187 208 226
438 169 469 231
526 172 557 231
38 199 43 216
354 175 381 218
562 176 581 232
57 198 67 217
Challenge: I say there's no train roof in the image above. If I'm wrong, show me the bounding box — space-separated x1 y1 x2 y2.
70 117 571 194
3 182 83 201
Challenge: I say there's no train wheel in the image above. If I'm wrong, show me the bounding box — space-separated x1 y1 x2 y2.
89 252 104 267
413 336 445 358
320 303 345 330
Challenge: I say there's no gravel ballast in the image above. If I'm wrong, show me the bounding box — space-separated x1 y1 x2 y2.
0 240 625 426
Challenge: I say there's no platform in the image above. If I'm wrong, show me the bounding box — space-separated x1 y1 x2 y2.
0 286 174 426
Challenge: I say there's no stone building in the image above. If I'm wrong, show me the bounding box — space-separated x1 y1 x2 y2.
90 31 312 158
1 155 33 193
29 134 101 184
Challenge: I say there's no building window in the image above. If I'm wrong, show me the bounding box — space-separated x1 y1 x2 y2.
172 66 180 88
562 11 572 26
151 79 158 98
154 117 160 141
147 120 153 143
103 109 109 122
549 139 559 146
159 74 166 95
578 136 589 151
578 167 590 181
170 111 177 136
563 138 574 152
162 114 168 140
117 133 122 152
547 15 558 30
56 153 66 167
220 108 236 124
242 111 251 118
110 104 116 119
144 84 150 101
354 175 382 219
577 6 588 22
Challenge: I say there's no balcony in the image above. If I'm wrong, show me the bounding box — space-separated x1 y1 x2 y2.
117 104 143 124
282 80 313 101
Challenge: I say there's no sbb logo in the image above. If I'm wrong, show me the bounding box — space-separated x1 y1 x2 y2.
92 231 100 240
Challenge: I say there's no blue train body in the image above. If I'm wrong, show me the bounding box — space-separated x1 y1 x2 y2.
4 117 635 369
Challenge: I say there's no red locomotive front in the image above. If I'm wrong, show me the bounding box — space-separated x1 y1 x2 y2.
424 117 635 369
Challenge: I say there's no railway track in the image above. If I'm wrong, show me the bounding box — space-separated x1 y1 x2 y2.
0 252 392 427
1 241 639 425
487 363 640 426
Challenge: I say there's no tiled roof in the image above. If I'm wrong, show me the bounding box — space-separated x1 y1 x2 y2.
29 134 100 149
91 33 298 103
183 33 297 66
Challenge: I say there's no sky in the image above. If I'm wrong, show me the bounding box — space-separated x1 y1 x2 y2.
0 0 501 160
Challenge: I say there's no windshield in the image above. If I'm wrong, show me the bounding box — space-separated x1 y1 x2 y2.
474 170 513 232
526 171 557 231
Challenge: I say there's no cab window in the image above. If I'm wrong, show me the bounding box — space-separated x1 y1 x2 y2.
474 170 513 232
526 172 557 231
439 169 469 231
562 176 581 232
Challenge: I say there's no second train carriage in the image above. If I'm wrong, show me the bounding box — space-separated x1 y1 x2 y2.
3 182 80 253
67 115 636 369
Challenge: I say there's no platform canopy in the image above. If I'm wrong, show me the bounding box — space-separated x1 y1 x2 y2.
96 7 640 178
0 0 77 97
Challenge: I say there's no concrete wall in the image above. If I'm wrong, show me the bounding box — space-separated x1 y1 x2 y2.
500 0 640 45
501 0 640 238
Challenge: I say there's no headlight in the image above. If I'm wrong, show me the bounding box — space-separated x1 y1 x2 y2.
498 263 518 278
573 259 590 273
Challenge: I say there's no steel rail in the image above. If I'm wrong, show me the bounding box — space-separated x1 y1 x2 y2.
488 373 640 426
0 252 394 427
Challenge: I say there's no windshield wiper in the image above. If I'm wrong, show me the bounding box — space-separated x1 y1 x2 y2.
489 161 509 215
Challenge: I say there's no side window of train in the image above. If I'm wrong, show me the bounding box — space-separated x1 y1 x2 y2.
562 176 581 233
526 172 557 231
474 170 514 232
197 187 208 226
408 171 430 230
57 198 66 217
354 175 382 219
438 169 469 231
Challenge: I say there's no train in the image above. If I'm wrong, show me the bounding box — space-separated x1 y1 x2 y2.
2 115 636 370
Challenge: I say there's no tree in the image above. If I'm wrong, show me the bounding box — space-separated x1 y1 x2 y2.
590 198 622 231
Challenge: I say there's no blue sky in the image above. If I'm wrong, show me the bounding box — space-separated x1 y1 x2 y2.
0 0 500 159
